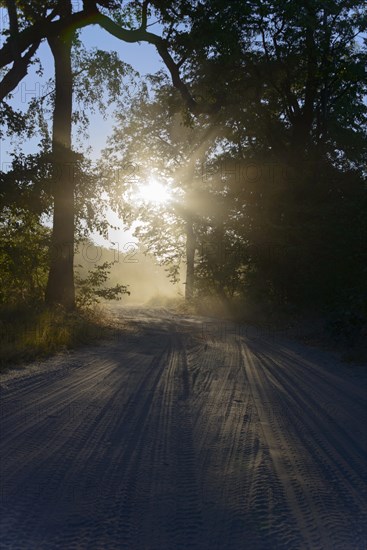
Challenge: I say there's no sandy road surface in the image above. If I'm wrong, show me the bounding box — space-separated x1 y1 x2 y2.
0 307 366 549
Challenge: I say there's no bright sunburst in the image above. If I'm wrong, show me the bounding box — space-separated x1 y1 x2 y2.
137 177 172 205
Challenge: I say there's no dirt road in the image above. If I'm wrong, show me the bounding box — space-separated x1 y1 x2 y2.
0 307 366 549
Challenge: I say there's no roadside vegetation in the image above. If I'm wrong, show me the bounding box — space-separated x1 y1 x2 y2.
0 304 115 368
0 220 128 367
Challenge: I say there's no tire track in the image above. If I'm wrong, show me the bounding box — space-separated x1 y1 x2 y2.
241 338 367 549
246 340 367 548
241 341 330 550
1 307 366 549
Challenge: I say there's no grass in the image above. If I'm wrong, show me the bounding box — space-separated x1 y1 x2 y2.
0 303 116 369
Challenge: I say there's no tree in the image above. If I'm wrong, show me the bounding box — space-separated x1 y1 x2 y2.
101 78 222 300
173 0 367 164
1 0 224 309
173 0 367 312
44 1 75 308
44 12 136 308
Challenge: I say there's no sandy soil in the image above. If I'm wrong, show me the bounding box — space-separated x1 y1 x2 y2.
0 306 366 549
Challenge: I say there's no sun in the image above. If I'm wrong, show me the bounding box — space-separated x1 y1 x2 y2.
138 177 172 205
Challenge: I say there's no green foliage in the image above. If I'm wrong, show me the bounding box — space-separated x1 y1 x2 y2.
0 100 32 137
72 41 139 139
0 208 50 305
75 261 130 308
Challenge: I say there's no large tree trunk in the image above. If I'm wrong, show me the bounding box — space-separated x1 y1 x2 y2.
185 216 195 301
45 28 75 309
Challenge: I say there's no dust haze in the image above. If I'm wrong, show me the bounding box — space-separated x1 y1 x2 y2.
75 242 184 306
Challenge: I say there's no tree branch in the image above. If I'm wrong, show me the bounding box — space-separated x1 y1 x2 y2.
0 4 222 115
95 13 221 115
5 0 21 61
0 41 40 101
140 0 149 31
